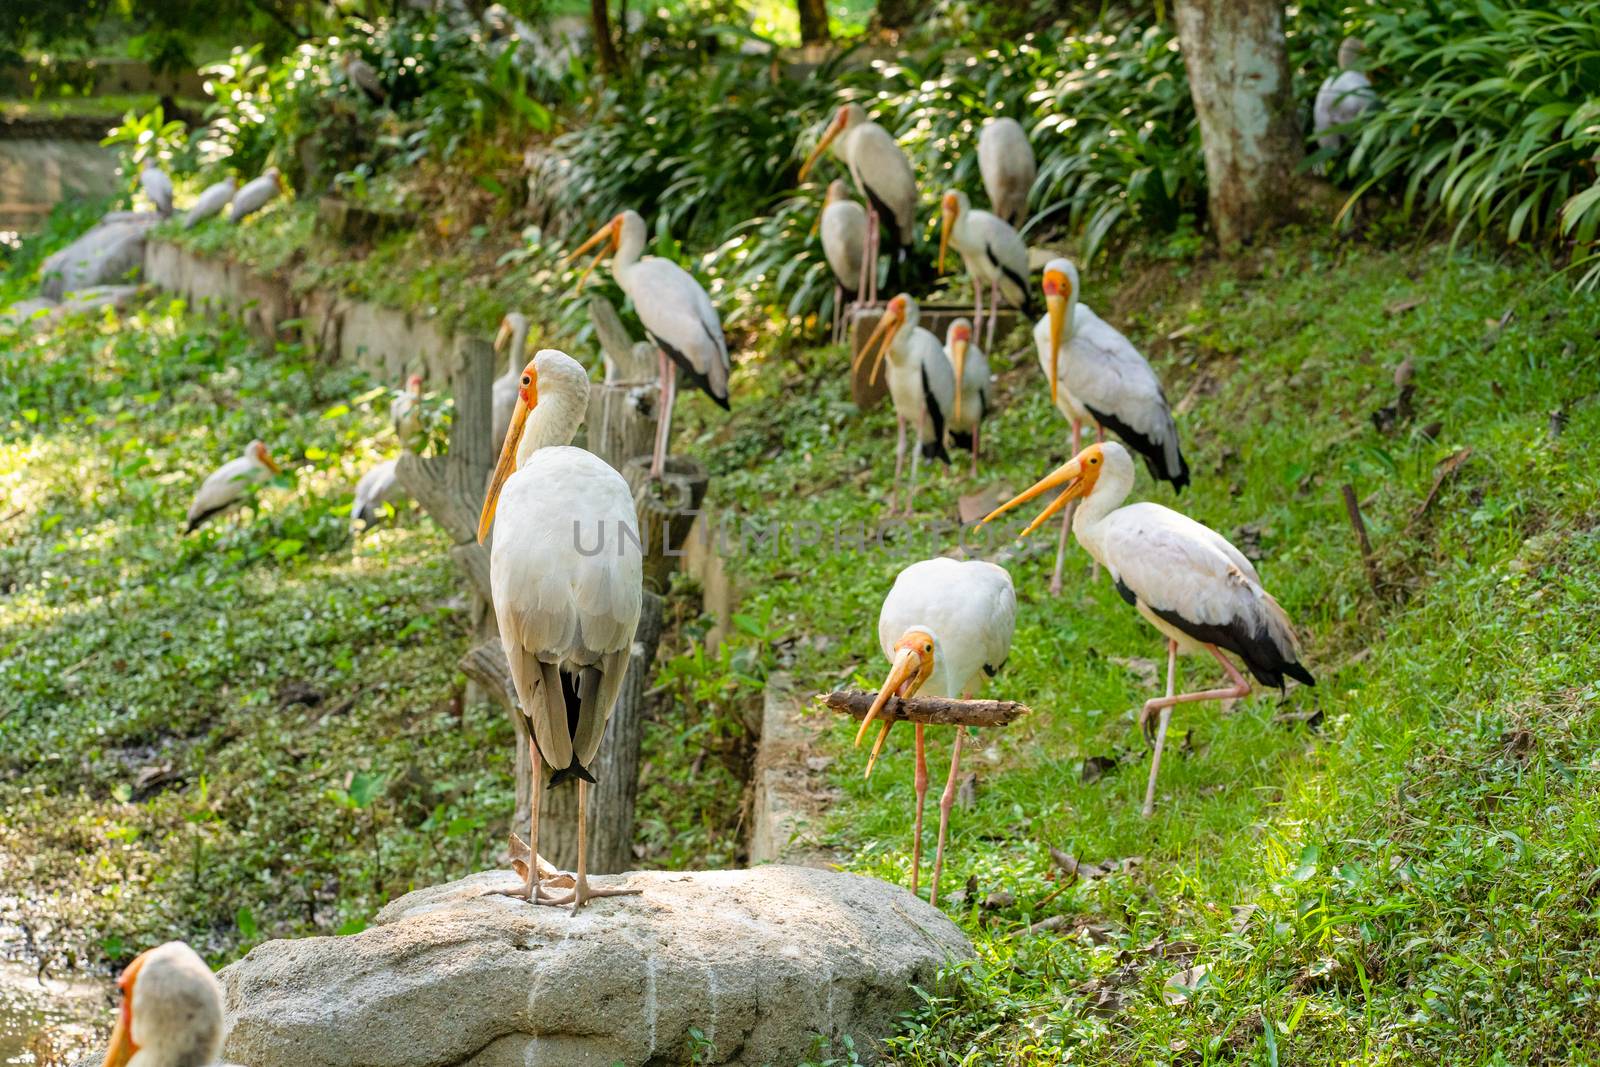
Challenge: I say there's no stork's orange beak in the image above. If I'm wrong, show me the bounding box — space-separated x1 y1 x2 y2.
982 448 1100 537
799 109 847 183
853 302 904 386
258 448 281 475
564 218 620 294
478 361 538 543
858 646 927 778
938 194 958 275
949 332 969 424
494 318 512 353
104 952 149 1067
1043 269 1070 406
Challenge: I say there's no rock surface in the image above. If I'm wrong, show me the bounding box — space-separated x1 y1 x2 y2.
220 866 970 1067
40 213 159 300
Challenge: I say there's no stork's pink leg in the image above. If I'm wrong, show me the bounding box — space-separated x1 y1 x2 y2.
905 433 921 516
1050 421 1082 596
910 724 928 896
571 779 642 910
1140 643 1251 818
892 415 906 515
972 274 984 347
832 282 844 345
985 276 1000 351
928 725 965 907
650 357 678 481
969 419 980 479
857 208 874 305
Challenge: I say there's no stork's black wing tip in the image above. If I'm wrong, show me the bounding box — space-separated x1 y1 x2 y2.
549 760 598 788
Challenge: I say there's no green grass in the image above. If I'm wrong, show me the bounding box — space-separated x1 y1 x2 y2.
691 233 1600 1062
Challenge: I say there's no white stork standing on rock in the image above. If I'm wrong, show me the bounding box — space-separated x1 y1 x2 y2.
943 317 990 477
857 293 954 515
817 179 867 344
140 162 174 217
857 557 1016 905
566 209 730 480
102 941 224 1067
229 168 282 223
184 440 279 533
800 103 917 306
184 177 236 228
493 311 531 451
977 117 1035 229
478 349 643 910
1035 257 1189 593
939 189 1032 352
984 441 1314 817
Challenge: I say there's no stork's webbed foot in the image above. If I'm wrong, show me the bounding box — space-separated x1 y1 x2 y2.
571 880 643 913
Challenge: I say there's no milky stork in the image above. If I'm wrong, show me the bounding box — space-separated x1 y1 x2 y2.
984 441 1313 816
1036 257 1189 593
816 179 867 344
977 117 1035 228
799 103 917 307
391 374 425 450
352 458 407 529
857 293 954 515
566 210 730 480
1314 37 1379 153
140 162 174 217
478 349 643 909
857 557 1015 904
939 189 1032 352
493 311 531 451
229 168 282 223
943 317 990 477
185 440 279 533
102 941 224 1067
184 177 236 229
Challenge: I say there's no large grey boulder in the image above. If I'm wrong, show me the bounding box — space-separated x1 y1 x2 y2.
40 213 160 300
220 866 970 1067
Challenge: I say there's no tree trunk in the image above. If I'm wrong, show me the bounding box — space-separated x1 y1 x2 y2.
797 0 830 44
590 0 622 75
874 0 918 30
1172 0 1303 251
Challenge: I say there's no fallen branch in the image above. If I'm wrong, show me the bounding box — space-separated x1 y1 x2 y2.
819 690 1028 727
1340 483 1381 595
1410 447 1473 522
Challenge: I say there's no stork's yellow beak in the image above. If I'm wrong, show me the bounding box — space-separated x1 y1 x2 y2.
949 335 968 423
494 318 512 353
1042 269 1070 406
104 952 149 1067
564 219 619 294
858 646 921 778
478 362 538 543
938 197 957 275
799 110 846 183
853 303 904 387
982 452 1095 537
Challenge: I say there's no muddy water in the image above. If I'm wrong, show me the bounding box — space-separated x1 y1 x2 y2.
0 139 121 237
0 958 104 1065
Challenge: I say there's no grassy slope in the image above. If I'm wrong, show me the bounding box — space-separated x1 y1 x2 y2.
694 234 1600 1063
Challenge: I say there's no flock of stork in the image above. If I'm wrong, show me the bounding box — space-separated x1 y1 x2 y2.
107 38 1391 1062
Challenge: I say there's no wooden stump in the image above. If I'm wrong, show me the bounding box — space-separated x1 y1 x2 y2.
623 455 711 595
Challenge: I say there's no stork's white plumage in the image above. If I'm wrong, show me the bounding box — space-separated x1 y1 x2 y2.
141 163 174 217
566 210 730 480
391 374 424 450
185 440 279 533
985 442 1313 815
493 311 531 451
856 293 954 515
229 168 282 223
858 556 1015 903
478 349 643 909
184 177 236 229
103 941 223 1067
342 54 387 103
800 103 917 305
818 179 867 343
1314 37 1379 152
352 458 407 528
939 189 1032 351
943 317 991 477
977 117 1035 228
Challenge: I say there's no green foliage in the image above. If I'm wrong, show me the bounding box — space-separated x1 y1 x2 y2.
1337 0 1600 286
101 104 192 181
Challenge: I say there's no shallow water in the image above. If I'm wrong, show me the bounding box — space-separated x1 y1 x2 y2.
0 139 121 238
0 958 104 1066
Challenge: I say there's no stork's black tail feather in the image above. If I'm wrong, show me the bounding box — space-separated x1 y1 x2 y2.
549 760 597 787
949 428 974 450
921 438 951 463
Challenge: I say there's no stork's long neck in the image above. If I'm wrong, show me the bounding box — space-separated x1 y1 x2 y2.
1072 465 1132 560
507 321 529 374
514 385 587 465
612 220 647 291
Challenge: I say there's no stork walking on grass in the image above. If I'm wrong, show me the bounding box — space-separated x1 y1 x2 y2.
566 210 730 480
939 189 1032 352
943 317 991 477
977 117 1035 229
817 179 867 344
185 440 279 533
800 104 917 307
478 349 643 909
984 442 1313 816
102 941 224 1067
1035 257 1189 593
857 557 1015 905
856 293 954 515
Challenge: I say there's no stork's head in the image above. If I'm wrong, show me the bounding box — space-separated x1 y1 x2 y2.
937 190 969 275
855 293 913 387
1338 36 1366 70
103 942 223 1067
982 441 1126 538
263 166 283 192
799 103 864 182
565 213 629 293
494 312 528 355
812 179 852 237
947 318 973 423
1041 257 1079 405
477 350 590 544
247 439 281 474
854 628 938 777
405 373 423 395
